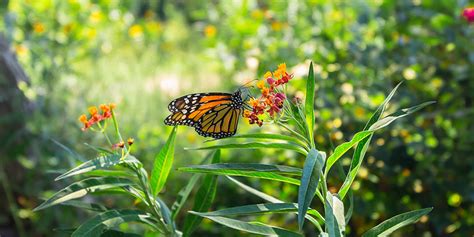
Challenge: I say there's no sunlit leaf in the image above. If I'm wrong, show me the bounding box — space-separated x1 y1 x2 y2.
33 177 133 211
179 163 301 185
189 213 302 236
305 62 315 148
150 126 177 196
71 210 160 236
362 208 433 237
324 192 344 237
55 153 122 181
219 133 309 149
324 131 372 176
188 142 308 155
338 83 400 199
298 148 325 230
182 150 220 237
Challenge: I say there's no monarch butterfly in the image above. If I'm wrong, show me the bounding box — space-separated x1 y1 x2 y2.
164 90 245 138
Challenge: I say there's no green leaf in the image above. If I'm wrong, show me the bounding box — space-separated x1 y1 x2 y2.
324 131 372 176
188 142 308 155
100 229 142 237
150 126 177 196
33 177 133 211
195 202 323 221
179 163 301 185
55 154 122 181
362 207 433 237
71 210 160 237
305 62 315 148
171 153 214 220
60 200 108 212
368 101 436 131
298 148 325 230
220 133 309 149
324 192 344 237
226 176 283 203
190 213 302 237
181 163 301 176
182 150 220 237
225 177 324 229
338 83 400 200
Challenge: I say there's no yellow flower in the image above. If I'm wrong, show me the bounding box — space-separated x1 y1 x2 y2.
33 22 45 34
128 24 144 39
204 25 217 38
256 80 265 89
271 21 283 31
263 71 272 79
89 10 103 23
88 106 98 115
15 44 28 57
278 63 286 72
127 138 134 146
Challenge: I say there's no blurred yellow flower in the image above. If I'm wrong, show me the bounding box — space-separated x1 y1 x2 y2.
129 24 144 39
354 106 365 119
33 22 45 34
251 9 263 20
89 10 103 23
84 28 97 39
204 25 217 38
271 21 283 31
15 44 28 57
63 23 74 35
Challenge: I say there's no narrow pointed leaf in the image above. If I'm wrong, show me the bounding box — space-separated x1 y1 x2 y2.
338 83 400 199
369 101 436 131
305 62 315 147
226 176 283 203
324 192 344 237
179 163 300 185
71 210 159 236
190 213 302 237
226 177 325 228
34 177 133 211
55 154 122 181
182 150 220 237
362 207 433 237
180 163 301 176
324 131 372 176
60 200 108 212
298 149 325 230
150 126 177 196
188 142 308 155
171 154 213 219
220 133 309 149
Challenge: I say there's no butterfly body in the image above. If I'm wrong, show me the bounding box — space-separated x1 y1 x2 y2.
165 91 243 138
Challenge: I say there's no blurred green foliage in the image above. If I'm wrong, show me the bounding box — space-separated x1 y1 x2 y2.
1 0 473 236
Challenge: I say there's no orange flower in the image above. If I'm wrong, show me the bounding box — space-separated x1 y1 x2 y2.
112 141 125 149
78 114 88 124
80 103 116 131
88 106 98 115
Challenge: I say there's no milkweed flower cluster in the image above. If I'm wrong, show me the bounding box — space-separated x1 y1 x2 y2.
244 63 293 126
78 103 116 131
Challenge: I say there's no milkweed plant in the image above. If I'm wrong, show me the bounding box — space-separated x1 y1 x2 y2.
35 62 434 236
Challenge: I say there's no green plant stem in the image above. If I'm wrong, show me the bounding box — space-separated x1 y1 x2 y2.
97 122 113 146
111 110 125 149
132 165 170 234
277 121 310 146
0 164 26 237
